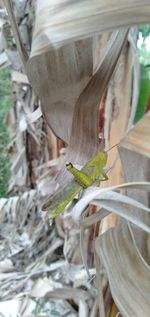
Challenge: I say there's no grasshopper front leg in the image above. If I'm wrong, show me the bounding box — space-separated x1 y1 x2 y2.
95 171 108 186
101 171 109 181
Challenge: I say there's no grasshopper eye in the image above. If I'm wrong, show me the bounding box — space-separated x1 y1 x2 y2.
65 162 73 168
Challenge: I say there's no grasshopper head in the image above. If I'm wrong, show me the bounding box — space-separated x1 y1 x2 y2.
65 162 73 170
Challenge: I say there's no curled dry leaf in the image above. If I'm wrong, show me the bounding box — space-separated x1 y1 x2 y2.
6 0 150 167
71 182 150 227
27 28 128 174
95 223 150 317
27 0 150 49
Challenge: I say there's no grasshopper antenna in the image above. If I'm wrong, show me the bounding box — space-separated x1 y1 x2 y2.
104 141 122 173
106 141 121 152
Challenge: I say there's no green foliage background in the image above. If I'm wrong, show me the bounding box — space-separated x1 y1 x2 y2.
134 65 150 123
0 67 12 197
134 25 150 123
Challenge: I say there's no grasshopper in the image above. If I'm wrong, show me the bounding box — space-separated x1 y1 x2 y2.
42 149 108 219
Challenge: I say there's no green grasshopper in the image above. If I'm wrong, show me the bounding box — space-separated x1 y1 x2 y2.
42 149 108 219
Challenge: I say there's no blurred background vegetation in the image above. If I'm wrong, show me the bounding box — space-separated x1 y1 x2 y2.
0 67 12 197
135 25 150 122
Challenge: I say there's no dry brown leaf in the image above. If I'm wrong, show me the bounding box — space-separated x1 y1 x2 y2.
66 30 128 166
44 287 90 301
4 0 28 68
5 1 150 158
26 1 150 164
29 1 150 50
5 0 150 174
27 29 128 174
95 223 150 317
